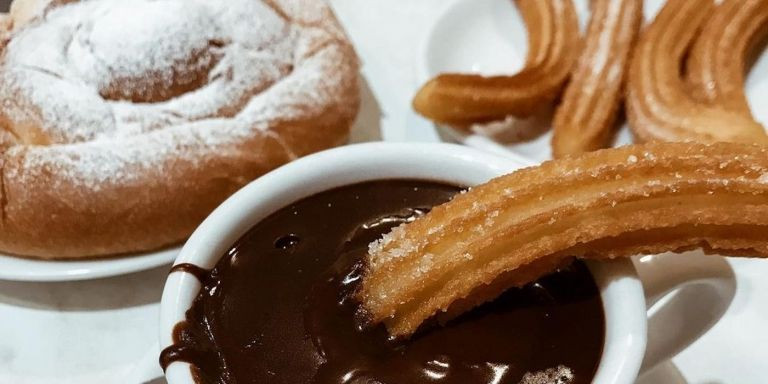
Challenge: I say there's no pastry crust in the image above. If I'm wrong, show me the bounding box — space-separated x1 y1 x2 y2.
551 0 641 158
625 0 767 144
411 0 579 126
358 142 768 337
0 0 359 258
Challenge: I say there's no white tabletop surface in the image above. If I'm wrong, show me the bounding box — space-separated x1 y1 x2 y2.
0 1 766 383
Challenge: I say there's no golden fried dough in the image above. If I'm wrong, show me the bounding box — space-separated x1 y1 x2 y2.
358 142 768 337
687 0 768 116
625 0 767 144
412 0 579 126
551 0 641 157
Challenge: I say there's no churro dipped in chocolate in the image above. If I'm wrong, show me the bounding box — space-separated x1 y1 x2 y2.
412 0 579 126
625 0 768 144
358 142 768 337
551 0 641 158
687 0 768 116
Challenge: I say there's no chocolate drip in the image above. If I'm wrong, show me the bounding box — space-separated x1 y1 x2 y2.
169 263 210 282
162 180 605 383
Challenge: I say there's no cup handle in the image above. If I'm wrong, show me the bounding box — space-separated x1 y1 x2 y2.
633 250 736 374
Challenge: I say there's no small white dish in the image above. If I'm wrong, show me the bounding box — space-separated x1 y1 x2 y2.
637 361 688 384
0 247 179 282
418 0 767 163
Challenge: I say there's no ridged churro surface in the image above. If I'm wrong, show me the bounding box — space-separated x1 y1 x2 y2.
551 0 641 158
412 0 579 126
687 0 768 117
358 142 768 337
625 0 767 144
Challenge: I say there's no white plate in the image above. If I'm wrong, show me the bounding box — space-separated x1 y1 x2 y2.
418 0 768 163
0 265 167 384
0 247 179 282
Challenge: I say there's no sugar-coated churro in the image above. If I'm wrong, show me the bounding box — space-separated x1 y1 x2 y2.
625 0 768 144
551 0 641 158
412 0 579 126
358 142 768 337
686 0 768 116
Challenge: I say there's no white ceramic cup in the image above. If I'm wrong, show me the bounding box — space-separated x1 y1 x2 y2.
160 142 736 384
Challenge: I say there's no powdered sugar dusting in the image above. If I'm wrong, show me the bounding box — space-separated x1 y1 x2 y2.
0 0 357 186
73 0 222 102
519 365 574 384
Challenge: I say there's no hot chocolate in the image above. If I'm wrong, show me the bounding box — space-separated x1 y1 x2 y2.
161 180 605 383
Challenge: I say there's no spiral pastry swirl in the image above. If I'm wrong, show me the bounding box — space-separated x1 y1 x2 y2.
0 0 359 258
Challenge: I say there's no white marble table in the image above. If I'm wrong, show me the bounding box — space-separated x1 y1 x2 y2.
0 1 766 383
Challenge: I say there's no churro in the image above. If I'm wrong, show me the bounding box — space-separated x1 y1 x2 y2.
357 142 768 337
551 0 641 158
412 0 579 126
687 0 768 116
625 0 768 144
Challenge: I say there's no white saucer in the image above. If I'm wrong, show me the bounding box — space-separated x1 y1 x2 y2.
636 361 688 384
0 247 179 282
418 0 768 163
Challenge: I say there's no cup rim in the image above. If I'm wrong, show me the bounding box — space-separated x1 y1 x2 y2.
160 142 647 384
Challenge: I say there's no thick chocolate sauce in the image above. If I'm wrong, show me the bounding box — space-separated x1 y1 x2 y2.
161 180 605 384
